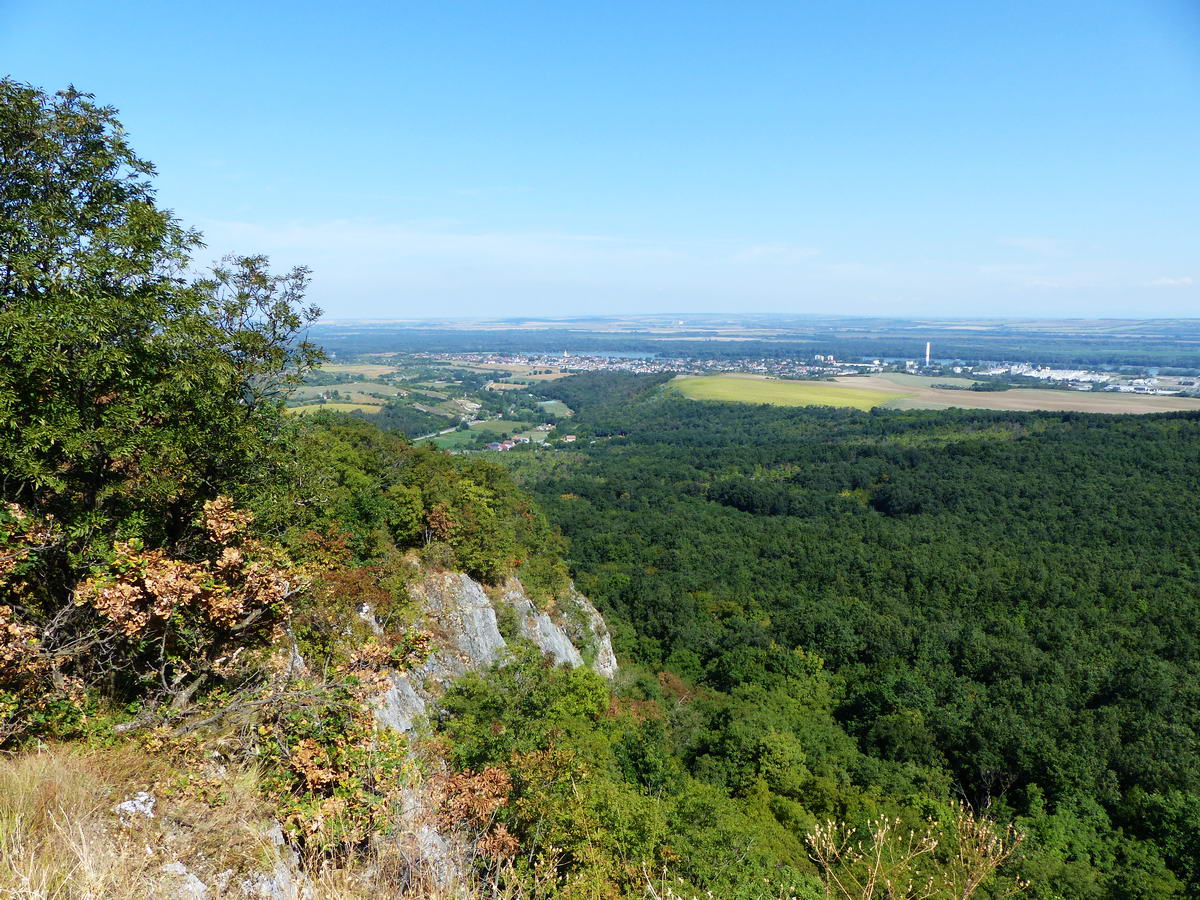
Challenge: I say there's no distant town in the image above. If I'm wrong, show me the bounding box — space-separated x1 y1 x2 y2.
420 348 1200 398
292 342 1200 457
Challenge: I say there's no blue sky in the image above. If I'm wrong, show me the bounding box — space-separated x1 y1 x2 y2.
2 0 1198 318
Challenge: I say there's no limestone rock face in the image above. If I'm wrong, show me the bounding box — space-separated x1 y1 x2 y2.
503 582 584 668
408 571 507 688
361 569 621 891
238 823 314 900
374 671 427 735
564 586 619 680
374 570 617 738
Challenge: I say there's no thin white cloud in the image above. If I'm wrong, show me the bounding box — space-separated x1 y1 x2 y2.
733 243 822 263
1146 276 1195 287
1026 273 1112 290
198 219 818 279
999 237 1067 256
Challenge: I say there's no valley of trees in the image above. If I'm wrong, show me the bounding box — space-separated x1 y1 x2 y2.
498 373 1200 897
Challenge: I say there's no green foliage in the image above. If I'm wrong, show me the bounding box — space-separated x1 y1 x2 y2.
371 401 453 437
0 80 322 744
533 371 673 413
268 413 569 601
0 80 322 578
256 673 411 858
505 373 1200 895
435 647 822 898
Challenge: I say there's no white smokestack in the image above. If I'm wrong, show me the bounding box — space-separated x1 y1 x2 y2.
925 342 931 367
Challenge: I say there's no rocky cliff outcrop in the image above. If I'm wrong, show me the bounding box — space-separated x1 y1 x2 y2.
368 570 618 889
374 570 617 736
561 584 619 680
82 571 615 899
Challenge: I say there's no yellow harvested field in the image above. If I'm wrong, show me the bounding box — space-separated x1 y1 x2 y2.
832 375 1200 414
318 363 399 377
672 372 1200 415
672 375 904 410
290 382 406 401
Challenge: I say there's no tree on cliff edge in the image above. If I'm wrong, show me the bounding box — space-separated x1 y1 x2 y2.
0 80 322 740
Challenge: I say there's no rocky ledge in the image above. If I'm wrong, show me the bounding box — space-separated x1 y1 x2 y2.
374 571 617 736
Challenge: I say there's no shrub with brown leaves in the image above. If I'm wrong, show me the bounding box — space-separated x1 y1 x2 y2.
434 767 519 860
71 496 300 713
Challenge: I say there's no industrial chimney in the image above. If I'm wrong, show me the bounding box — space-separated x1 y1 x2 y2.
925 342 931 368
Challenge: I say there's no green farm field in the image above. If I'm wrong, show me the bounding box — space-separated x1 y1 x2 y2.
423 429 477 448
537 399 573 417
672 375 904 410
422 419 548 449
468 419 530 434
287 402 383 415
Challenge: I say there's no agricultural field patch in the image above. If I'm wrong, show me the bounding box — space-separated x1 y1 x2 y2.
672 375 902 410
423 429 478 449
672 373 1200 415
407 386 450 400
421 419 547 449
832 375 1200 414
291 382 407 401
867 373 986 388
537 399 573 417
318 363 400 378
287 402 384 415
468 419 530 434
501 372 568 382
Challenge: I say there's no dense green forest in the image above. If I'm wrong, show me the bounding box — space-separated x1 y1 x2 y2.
369 401 454 437
495 373 1200 897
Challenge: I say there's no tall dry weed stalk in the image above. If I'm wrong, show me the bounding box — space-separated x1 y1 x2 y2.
807 803 1027 899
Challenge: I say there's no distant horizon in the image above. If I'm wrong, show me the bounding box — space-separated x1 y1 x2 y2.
311 313 1200 324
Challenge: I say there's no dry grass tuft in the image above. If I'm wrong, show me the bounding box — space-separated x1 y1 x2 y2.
0 746 163 898
0 743 283 899
0 743 508 900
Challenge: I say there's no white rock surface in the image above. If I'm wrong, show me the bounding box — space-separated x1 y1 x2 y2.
565 587 620 680
372 571 617 739
376 671 428 734
503 584 584 668
114 791 156 823
160 861 207 899
239 824 314 900
411 572 506 682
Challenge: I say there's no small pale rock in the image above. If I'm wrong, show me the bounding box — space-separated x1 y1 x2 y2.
114 791 156 822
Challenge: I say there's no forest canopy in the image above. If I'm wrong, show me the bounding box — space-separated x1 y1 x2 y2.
501 373 1200 898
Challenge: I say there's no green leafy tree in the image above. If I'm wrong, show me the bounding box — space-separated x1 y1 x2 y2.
0 80 322 741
